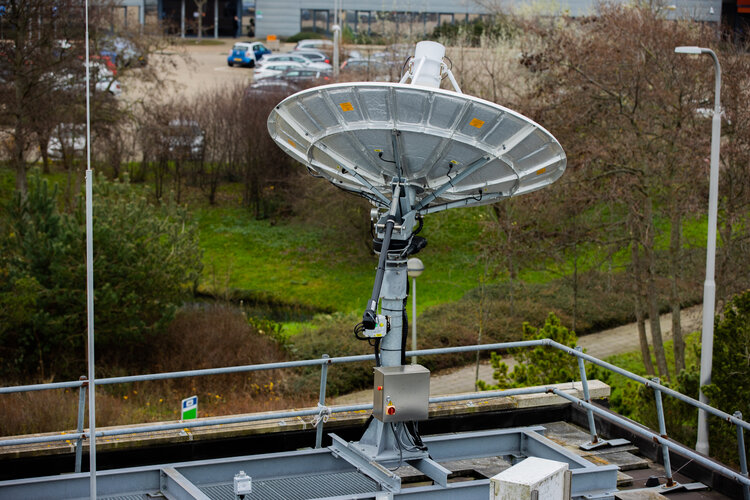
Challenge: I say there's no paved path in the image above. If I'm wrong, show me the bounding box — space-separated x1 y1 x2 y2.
332 304 703 405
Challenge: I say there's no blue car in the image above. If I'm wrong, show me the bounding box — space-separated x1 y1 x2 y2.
227 41 271 68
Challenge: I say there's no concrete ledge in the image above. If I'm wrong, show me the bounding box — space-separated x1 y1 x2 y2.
0 380 610 461
515 380 610 408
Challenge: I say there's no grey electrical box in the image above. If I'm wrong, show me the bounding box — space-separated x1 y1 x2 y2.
373 365 430 422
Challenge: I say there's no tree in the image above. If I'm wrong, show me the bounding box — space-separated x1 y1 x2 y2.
520 5 717 380
0 0 85 194
478 313 579 390
702 289 750 464
0 0 182 195
0 173 203 381
597 290 750 468
193 0 208 39
237 87 298 218
713 46 750 306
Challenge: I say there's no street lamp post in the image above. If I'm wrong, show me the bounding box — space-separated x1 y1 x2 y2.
675 46 722 456
332 0 341 77
332 24 341 78
407 258 424 364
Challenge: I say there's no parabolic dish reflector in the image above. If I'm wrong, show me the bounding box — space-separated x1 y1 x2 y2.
268 82 566 212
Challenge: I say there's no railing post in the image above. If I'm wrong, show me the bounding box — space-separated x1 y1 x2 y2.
735 411 750 500
315 354 330 449
576 346 598 444
75 376 88 473
652 377 674 487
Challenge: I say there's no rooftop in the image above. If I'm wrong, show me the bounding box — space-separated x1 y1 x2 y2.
1 363 747 499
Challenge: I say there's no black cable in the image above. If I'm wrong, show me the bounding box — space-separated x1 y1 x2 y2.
378 151 396 164
306 166 324 178
374 337 381 366
424 192 493 212
390 422 403 469
401 56 413 80
396 423 423 452
405 421 426 450
413 215 424 235
441 56 453 80
362 215 396 329
353 322 368 340
334 183 381 206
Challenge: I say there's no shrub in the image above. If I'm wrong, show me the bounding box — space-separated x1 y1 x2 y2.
0 173 203 381
0 304 315 436
431 16 519 46
702 290 750 466
478 313 579 390
284 312 374 397
285 31 328 43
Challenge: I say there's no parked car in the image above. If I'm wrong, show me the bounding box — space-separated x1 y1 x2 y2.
293 49 331 65
246 79 300 96
100 36 146 67
253 62 305 80
371 44 412 67
47 123 86 160
294 39 334 53
278 68 331 83
227 41 271 68
50 64 123 97
161 119 205 161
257 53 331 71
339 58 391 82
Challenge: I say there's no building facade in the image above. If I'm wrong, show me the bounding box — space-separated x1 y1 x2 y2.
136 0 748 40
253 0 723 38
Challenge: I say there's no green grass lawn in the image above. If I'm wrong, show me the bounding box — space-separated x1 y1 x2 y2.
196 204 493 315
197 206 375 313
0 166 715 326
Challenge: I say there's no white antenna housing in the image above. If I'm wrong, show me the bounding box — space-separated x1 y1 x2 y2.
401 41 462 93
411 41 445 88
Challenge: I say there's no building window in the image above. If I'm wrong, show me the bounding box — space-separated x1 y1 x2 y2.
314 9 329 33
301 9 313 31
300 9 332 34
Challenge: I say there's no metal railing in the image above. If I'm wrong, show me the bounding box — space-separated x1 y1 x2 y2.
1 339 748 497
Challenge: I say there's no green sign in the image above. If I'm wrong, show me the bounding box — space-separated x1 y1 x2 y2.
181 395 198 421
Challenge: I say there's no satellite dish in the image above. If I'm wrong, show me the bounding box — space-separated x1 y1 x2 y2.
267 41 568 464
268 43 566 214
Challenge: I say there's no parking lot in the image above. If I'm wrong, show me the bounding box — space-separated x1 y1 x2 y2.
125 38 297 102
128 38 401 103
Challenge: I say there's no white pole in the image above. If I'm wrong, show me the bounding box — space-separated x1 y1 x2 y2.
84 0 97 497
411 277 417 364
407 258 423 364
696 48 721 456
213 0 218 39
333 24 340 77
675 46 721 456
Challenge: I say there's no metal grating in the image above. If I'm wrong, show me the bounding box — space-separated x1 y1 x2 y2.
201 471 379 500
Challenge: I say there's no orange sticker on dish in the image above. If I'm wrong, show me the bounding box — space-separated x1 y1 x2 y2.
287 139 296 148
469 118 485 129
536 167 546 176
339 102 354 112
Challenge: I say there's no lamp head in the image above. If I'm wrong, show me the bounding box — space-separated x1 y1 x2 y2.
407 258 424 278
675 46 703 55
